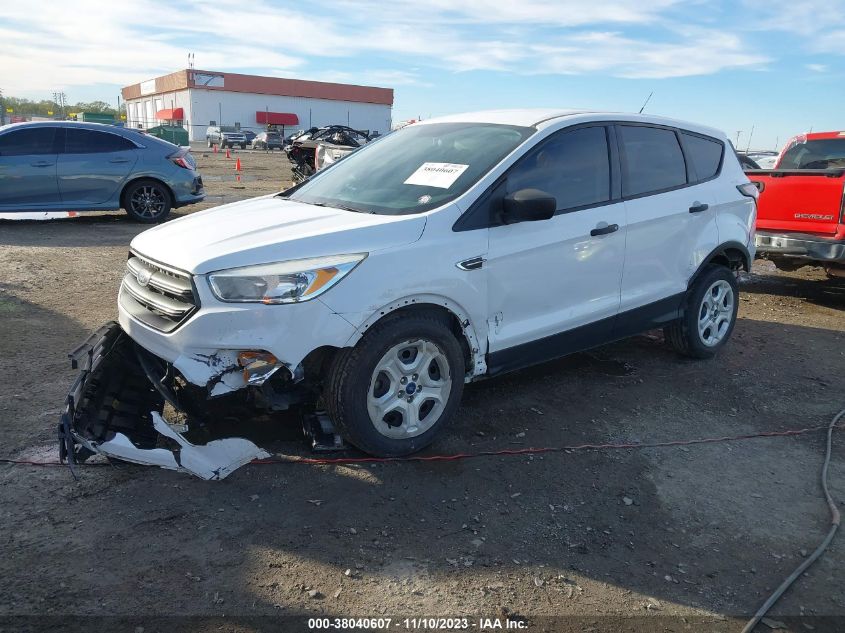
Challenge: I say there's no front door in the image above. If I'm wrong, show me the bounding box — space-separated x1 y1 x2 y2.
0 126 61 209
486 125 626 372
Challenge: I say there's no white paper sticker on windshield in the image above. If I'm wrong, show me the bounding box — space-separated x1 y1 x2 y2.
404 162 469 189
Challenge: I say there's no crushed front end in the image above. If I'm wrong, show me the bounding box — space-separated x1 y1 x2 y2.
59 322 276 480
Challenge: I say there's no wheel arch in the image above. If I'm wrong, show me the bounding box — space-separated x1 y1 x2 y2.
120 176 175 209
688 241 750 288
344 295 486 379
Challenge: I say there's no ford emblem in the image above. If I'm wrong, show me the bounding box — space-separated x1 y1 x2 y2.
137 269 152 286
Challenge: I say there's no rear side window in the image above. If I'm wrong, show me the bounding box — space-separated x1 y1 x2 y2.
65 129 135 154
508 126 611 211
682 132 723 181
619 125 687 197
0 127 57 156
779 139 845 169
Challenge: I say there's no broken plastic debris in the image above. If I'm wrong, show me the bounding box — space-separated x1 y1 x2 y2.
92 412 270 480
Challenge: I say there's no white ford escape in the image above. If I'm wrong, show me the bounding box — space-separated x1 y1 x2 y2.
118 109 757 457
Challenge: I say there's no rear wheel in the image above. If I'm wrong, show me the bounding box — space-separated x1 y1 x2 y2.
325 312 465 456
664 265 739 358
241 143 247 149
123 179 172 223
206 138 212 148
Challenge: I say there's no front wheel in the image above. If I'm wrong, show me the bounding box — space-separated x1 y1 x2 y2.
123 179 172 223
664 265 739 358
324 312 465 456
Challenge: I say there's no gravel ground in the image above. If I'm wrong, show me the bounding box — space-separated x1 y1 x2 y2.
0 149 843 632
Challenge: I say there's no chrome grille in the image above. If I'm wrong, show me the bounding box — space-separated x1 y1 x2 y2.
120 253 197 332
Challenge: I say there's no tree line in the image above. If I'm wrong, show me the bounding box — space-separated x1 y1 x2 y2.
2 96 125 116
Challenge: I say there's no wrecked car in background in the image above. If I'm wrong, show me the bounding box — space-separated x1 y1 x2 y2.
63 109 756 478
286 125 371 182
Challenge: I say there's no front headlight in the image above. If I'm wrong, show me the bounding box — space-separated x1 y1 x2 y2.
207 253 366 304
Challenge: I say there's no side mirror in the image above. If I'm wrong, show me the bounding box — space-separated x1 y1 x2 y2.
502 188 557 224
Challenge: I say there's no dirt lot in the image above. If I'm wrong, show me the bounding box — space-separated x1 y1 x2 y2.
1 149 844 632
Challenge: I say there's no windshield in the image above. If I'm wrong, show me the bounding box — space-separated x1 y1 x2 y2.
780 138 845 169
285 122 534 215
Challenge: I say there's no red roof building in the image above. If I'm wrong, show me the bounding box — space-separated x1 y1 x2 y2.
122 69 394 141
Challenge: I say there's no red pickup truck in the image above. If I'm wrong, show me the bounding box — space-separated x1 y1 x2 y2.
746 131 845 277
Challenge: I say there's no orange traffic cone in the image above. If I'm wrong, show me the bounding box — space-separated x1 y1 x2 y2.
235 157 242 171
225 147 231 159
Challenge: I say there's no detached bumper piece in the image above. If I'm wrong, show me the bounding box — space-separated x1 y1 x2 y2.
59 322 269 480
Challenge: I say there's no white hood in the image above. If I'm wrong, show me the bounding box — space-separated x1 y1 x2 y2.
130 195 427 274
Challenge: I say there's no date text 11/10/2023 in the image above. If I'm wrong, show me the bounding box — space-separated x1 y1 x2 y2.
307 617 528 630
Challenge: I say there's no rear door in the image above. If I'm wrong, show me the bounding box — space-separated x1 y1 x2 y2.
57 128 139 206
617 124 719 312
0 126 61 209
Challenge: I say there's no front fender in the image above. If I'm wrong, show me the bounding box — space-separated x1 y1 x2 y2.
341 294 488 379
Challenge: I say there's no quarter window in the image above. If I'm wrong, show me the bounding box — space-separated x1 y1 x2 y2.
508 126 611 211
682 132 723 181
619 125 687 197
0 127 57 156
65 128 135 154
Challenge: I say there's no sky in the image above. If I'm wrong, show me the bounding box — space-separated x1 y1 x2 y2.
1 0 844 150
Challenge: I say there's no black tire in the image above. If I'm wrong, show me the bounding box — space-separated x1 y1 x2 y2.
664 264 739 358
206 138 212 148
123 179 173 223
324 312 465 457
220 140 227 149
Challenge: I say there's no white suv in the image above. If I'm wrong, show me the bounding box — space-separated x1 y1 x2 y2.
106 110 757 458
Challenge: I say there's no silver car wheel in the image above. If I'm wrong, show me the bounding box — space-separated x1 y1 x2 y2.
697 280 734 347
366 339 452 439
129 186 167 219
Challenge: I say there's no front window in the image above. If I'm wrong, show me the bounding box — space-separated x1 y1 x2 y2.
285 122 534 215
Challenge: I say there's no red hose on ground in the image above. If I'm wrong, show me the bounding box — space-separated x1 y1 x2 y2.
1 422 840 468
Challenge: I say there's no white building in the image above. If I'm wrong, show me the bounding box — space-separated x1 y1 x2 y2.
122 69 394 142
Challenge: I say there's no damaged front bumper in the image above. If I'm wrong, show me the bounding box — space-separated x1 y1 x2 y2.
59 322 270 480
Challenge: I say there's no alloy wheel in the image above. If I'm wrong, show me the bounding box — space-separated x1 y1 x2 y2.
129 186 167 220
697 279 734 347
367 339 452 439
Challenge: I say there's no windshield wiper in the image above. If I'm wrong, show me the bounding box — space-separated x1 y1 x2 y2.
301 200 367 213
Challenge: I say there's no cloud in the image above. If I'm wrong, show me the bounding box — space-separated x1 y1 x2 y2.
0 0 772 97
532 29 768 78
805 63 829 73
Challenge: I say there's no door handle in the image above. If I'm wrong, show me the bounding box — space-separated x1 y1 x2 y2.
109 158 130 163
590 223 619 237
30 161 53 167
689 202 709 213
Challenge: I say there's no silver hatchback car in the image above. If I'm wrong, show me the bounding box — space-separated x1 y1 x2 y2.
0 121 204 222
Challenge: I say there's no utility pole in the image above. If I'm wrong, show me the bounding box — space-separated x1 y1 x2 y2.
735 130 742 147
0 88 4 126
745 124 755 153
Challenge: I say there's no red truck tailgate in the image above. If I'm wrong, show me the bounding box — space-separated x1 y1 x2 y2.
746 168 845 238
